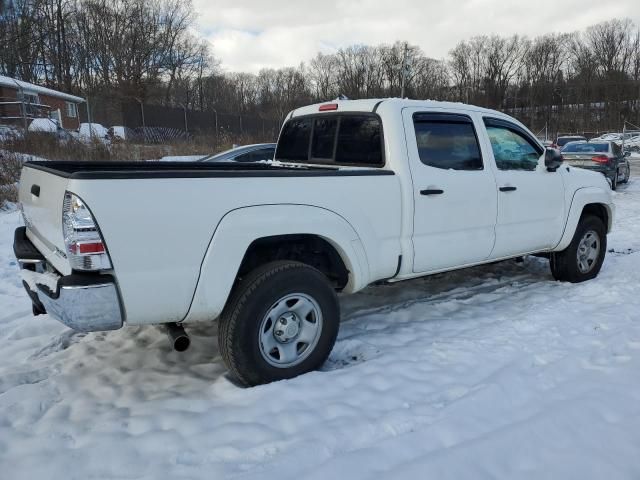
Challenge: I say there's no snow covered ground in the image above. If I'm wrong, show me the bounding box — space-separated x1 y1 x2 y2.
2 165 640 479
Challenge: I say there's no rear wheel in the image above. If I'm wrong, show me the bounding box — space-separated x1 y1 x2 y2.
621 163 631 184
218 261 340 387
550 215 606 283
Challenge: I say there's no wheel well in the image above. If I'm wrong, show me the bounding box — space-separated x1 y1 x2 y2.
581 203 609 230
237 235 349 290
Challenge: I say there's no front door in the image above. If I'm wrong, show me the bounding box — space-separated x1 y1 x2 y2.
481 117 565 258
404 109 498 273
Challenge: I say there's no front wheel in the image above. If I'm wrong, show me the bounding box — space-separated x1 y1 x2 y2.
218 261 340 387
550 215 607 283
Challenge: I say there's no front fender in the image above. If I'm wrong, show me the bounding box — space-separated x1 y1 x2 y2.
182 204 370 323
554 187 614 251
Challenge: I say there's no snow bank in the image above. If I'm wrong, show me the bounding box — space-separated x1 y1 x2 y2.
2 174 640 479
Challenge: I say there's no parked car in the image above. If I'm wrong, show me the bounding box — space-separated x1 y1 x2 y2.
553 135 587 149
14 98 614 386
623 135 640 152
0 125 23 142
561 140 631 190
27 118 76 143
200 143 277 163
109 125 134 142
78 122 110 144
28 118 59 133
592 133 621 142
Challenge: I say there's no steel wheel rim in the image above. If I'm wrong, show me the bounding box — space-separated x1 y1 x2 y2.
576 230 600 274
258 293 323 368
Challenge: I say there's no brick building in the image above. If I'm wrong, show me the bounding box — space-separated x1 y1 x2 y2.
0 75 85 130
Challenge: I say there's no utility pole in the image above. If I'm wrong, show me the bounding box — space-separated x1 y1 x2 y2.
212 108 218 138
182 104 188 135
134 97 145 128
400 42 409 98
86 96 93 139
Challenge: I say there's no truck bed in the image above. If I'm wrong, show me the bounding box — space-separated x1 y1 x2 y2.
18 159 402 326
25 160 394 179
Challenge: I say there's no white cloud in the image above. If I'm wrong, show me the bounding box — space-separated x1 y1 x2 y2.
194 0 640 73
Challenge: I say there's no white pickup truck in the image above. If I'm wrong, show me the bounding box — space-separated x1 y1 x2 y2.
14 99 614 386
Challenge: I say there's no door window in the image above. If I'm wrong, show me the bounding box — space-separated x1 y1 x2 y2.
413 115 483 170
612 142 621 157
484 121 542 171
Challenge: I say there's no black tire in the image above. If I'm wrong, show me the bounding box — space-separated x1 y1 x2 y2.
218 261 339 387
610 170 618 190
621 163 631 184
550 215 607 283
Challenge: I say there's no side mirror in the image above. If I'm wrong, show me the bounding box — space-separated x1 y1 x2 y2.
545 147 563 171
624 151 631 157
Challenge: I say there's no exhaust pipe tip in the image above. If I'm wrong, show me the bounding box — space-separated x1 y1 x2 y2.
173 335 191 352
166 323 190 352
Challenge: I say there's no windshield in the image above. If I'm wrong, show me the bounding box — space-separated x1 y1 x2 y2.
557 137 586 147
562 143 609 153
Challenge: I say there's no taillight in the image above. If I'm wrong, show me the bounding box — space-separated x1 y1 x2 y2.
592 155 609 164
62 191 112 271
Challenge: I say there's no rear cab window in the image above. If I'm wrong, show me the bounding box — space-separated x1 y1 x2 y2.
275 114 384 167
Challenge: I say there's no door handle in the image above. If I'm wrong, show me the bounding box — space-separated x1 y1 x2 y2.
499 186 517 192
420 189 444 195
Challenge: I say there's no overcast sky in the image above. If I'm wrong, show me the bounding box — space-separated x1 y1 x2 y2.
193 0 640 73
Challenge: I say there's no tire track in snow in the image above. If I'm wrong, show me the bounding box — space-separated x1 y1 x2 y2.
326 273 540 370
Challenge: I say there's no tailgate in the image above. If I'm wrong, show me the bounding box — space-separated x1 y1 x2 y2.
18 165 72 275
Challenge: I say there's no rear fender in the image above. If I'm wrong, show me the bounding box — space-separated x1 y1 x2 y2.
182 204 369 323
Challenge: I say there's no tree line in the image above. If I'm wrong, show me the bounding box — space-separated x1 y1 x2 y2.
0 0 209 101
2 1 640 133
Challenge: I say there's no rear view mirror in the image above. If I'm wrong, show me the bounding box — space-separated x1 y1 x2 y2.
545 148 563 171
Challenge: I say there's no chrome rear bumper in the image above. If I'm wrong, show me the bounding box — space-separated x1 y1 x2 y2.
14 227 123 332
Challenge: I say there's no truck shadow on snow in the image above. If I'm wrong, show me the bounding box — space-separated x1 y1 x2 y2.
27 255 584 390
34 257 553 390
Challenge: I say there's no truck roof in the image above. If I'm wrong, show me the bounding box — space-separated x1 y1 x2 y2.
289 97 514 120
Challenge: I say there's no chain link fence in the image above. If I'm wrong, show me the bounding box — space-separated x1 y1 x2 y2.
80 97 282 144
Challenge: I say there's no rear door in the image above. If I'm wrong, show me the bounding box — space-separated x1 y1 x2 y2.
611 141 624 171
403 108 498 273
481 117 565 258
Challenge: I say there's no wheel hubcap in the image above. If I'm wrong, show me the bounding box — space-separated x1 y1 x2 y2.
576 230 600 274
258 293 323 368
274 312 300 342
